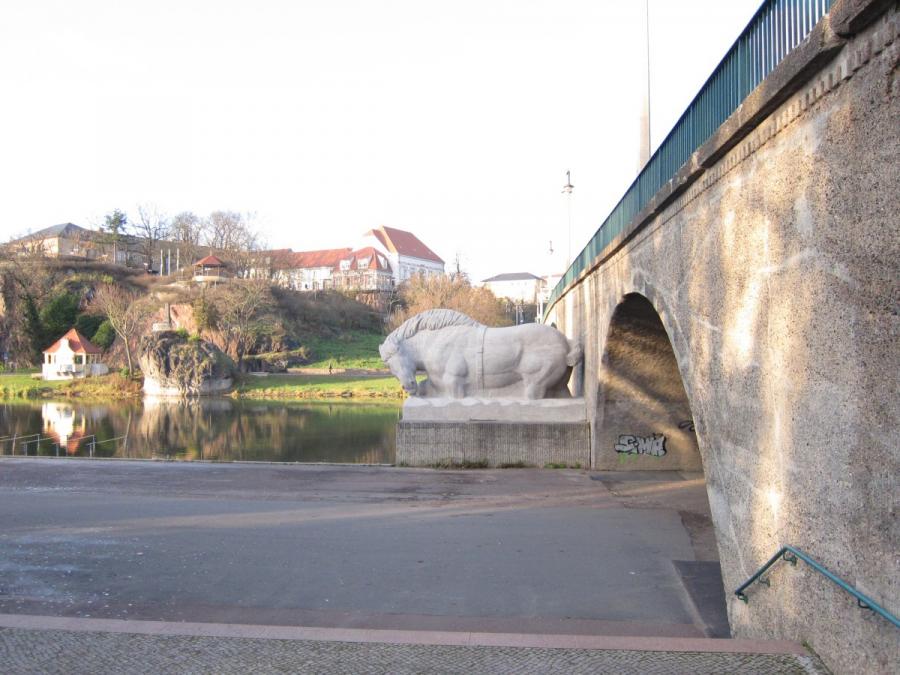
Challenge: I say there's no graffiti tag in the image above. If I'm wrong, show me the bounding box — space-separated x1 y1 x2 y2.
615 434 667 457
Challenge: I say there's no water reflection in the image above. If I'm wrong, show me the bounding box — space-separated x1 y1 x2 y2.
0 398 399 463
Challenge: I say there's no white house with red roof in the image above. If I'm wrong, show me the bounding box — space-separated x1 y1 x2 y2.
42 328 109 380
269 248 351 291
360 225 444 283
332 247 394 291
262 226 443 291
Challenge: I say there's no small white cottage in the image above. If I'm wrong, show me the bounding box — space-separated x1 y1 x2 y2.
42 328 109 380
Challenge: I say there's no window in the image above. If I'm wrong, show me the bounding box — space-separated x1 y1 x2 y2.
358 257 369 270
340 260 350 271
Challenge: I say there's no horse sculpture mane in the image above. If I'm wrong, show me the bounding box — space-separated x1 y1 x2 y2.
381 309 483 359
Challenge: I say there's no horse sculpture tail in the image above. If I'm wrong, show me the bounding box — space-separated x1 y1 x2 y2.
565 339 583 367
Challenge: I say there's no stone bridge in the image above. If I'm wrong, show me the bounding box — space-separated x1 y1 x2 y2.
544 2 898 673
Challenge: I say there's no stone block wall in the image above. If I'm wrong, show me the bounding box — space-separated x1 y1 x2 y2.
397 421 590 468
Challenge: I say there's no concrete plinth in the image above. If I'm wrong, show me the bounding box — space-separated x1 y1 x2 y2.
397 399 590 467
401 397 587 424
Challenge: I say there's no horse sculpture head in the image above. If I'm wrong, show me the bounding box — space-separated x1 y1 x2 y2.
380 340 418 394
380 309 483 396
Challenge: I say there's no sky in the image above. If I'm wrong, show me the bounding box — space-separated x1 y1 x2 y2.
0 0 762 283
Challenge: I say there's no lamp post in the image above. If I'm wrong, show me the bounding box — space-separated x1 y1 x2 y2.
639 0 652 169
562 170 574 267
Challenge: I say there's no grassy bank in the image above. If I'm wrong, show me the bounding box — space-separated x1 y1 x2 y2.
0 371 141 400
1 370 400 402
301 331 385 370
0 372 142 400
235 373 404 400
0 372 65 399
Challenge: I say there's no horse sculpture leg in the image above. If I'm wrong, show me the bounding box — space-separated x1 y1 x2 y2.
523 360 567 400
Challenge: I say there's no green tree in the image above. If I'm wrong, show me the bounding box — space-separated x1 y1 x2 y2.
91 320 116 350
39 292 80 342
192 294 219 337
75 313 105 340
22 295 45 361
102 209 128 264
104 209 127 235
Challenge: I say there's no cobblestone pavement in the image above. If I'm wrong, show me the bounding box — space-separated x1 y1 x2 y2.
1 627 830 675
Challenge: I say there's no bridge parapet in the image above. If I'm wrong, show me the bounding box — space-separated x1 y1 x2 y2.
546 0 896 318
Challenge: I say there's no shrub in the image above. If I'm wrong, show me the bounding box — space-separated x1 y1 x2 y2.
91 321 116 350
39 292 81 341
75 313 104 339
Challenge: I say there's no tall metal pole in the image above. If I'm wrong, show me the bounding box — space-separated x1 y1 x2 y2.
562 171 574 267
639 0 652 169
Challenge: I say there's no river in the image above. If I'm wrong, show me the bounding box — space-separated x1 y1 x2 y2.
0 398 400 464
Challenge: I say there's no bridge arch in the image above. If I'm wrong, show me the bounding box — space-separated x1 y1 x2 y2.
593 293 702 471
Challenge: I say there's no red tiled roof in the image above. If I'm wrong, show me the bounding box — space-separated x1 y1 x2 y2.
262 248 296 270
194 254 226 267
345 247 392 272
365 226 444 264
44 328 103 355
291 248 353 269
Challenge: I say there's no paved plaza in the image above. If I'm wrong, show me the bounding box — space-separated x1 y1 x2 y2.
0 458 823 672
0 623 827 675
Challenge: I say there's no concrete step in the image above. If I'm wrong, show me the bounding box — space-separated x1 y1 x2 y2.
0 613 830 674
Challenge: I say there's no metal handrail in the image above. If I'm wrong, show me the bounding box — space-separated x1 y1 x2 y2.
735 545 899 628
545 0 836 316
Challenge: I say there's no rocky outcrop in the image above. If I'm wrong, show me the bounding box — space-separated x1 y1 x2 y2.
139 331 236 397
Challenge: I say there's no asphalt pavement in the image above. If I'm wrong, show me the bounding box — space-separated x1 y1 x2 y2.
0 458 727 639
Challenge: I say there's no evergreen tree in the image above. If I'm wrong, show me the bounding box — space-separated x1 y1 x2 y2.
39 292 80 341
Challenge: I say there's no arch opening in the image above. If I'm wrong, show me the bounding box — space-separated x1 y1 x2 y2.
593 293 730 637
595 293 701 471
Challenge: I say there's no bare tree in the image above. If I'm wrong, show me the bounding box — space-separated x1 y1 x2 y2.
449 251 469 282
204 211 257 251
390 274 510 329
203 211 261 276
92 285 154 375
170 211 206 267
131 204 170 271
214 279 273 371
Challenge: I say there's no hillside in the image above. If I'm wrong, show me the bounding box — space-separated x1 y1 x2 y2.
0 258 387 372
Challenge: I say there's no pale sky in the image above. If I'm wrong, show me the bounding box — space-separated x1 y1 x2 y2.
0 0 761 282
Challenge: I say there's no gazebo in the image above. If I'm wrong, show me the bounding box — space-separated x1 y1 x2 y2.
192 255 228 284
42 328 109 380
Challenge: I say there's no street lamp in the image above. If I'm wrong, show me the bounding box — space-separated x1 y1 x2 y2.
562 170 574 267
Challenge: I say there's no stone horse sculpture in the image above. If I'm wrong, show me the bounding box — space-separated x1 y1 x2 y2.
380 309 582 399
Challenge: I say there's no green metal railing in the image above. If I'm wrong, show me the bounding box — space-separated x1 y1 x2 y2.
546 0 835 314
735 545 900 629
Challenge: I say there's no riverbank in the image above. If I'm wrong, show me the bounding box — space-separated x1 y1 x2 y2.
233 373 404 400
0 372 142 400
0 371 402 402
